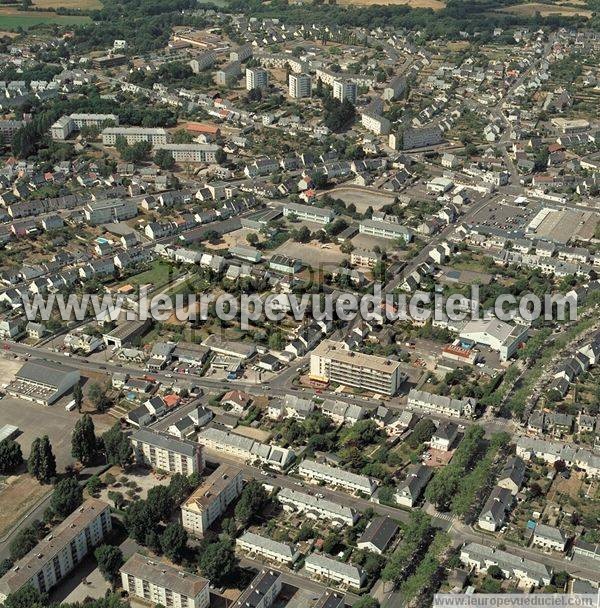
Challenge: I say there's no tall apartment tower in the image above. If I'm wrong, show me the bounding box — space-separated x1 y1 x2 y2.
289 72 312 98
332 78 357 104
246 67 269 91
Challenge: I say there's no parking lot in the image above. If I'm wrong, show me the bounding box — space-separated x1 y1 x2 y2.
0 396 111 470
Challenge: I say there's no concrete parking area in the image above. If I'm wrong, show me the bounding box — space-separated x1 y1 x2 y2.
0 396 111 470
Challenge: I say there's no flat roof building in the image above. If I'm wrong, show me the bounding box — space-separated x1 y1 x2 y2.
310 339 404 396
121 553 209 608
298 459 377 495
131 428 204 476
232 569 282 608
6 360 80 406
181 464 243 536
0 499 111 602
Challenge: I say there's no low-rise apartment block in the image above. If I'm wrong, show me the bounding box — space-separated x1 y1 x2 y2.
237 531 300 565
0 499 111 602
277 488 357 526
101 127 169 146
154 143 220 163
198 427 295 470
232 569 282 608
305 554 365 589
298 459 377 495
310 339 405 396
407 388 477 418
120 553 209 608
181 464 243 536
460 542 552 587
131 428 204 475
283 202 334 224
83 198 138 225
358 219 413 243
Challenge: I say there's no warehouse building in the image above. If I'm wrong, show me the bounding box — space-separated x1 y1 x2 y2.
6 360 80 406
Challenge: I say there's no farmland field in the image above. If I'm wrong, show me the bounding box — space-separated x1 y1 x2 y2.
497 2 592 17
0 7 91 29
338 0 446 9
33 0 102 8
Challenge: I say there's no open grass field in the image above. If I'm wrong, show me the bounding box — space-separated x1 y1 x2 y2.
338 0 446 9
0 474 51 537
33 0 102 8
0 7 91 29
497 2 592 17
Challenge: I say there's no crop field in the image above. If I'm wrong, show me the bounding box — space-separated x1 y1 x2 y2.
0 7 91 29
338 0 446 10
498 2 592 17
33 0 102 8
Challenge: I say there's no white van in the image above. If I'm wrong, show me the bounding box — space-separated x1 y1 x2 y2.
65 399 77 411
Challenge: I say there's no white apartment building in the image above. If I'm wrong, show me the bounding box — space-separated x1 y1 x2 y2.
407 388 477 419
277 488 358 526
50 113 118 140
121 553 210 608
361 112 391 135
305 554 365 589
298 459 377 495
198 427 295 470
460 542 552 587
83 198 138 225
246 67 269 91
358 219 413 243
0 499 111 602
130 428 204 475
232 570 282 608
154 143 220 163
351 249 381 268
332 79 357 104
283 202 334 224
101 127 169 146
289 73 312 98
237 532 300 565
310 339 404 396
181 464 243 536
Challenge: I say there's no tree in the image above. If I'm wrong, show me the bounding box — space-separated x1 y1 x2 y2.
73 382 83 412
3 584 47 608
160 523 188 563
9 526 38 560
353 598 379 608
246 232 259 246
28 436 55 483
71 413 98 465
102 423 133 468
197 540 236 583
234 481 269 526
146 485 173 522
0 558 13 577
50 477 83 518
124 501 155 543
0 438 22 475
87 474 102 496
108 490 124 510
168 473 192 505
215 148 227 164
88 382 109 412
94 545 124 584
408 419 436 447
154 148 175 170
488 565 504 579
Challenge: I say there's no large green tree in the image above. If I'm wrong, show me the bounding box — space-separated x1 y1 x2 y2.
50 477 83 519
0 438 22 475
94 545 124 584
71 414 98 465
160 523 188 563
197 540 236 583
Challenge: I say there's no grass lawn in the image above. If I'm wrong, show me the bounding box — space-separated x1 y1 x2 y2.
0 8 91 29
125 261 179 288
34 0 102 8
0 474 51 537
